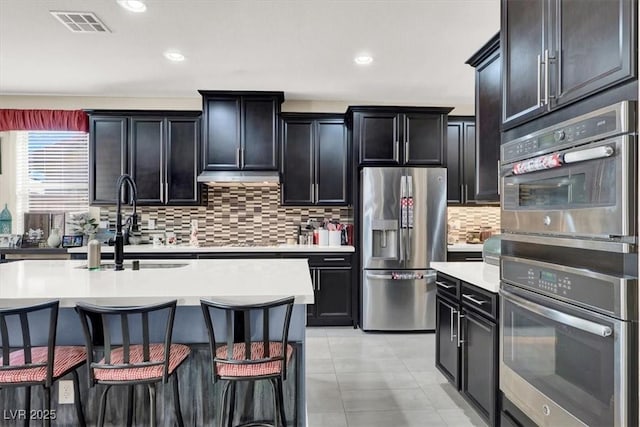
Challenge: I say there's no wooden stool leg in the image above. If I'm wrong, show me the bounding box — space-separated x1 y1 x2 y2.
71 370 86 427
227 382 236 427
219 381 231 427
97 385 111 427
173 374 184 427
148 383 157 427
275 378 287 427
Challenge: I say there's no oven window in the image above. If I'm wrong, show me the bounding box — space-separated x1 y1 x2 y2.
503 298 615 426
517 160 615 208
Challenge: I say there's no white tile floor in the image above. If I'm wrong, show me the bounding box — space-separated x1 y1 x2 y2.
305 327 488 427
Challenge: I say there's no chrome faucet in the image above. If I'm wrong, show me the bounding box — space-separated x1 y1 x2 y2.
114 174 138 271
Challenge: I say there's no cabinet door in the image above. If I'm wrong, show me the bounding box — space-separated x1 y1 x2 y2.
314 268 352 325
281 119 314 205
552 0 635 108
129 118 164 205
462 122 476 204
316 119 349 205
167 118 199 205
435 296 459 387
404 113 445 165
242 97 278 170
307 269 317 322
90 116 127 205
446 122 463 204
356 112 400 165
462 309 497 426
502 0 549 129
475 50 501 202
203 97 240 170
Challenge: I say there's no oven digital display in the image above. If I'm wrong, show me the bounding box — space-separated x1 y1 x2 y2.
540 271 557 283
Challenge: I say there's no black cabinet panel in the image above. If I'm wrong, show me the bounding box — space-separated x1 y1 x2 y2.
553 0 635 108
315 268 352 321
316 120 348 205
474 45 501 202
358 113 399 164
404 113 444 165
446 122 463 203
502 0 548 128
447 251 483 262
130 118 164 204
436 296 460 387
462 309 497 426
462 123 476 203
282 120 314 205
243 98 278 170
204 98 240 170
90 117 127 205
281 114 349 207
167 118 199 205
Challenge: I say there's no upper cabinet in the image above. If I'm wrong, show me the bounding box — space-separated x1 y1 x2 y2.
347 106 453 167
467 34 501 203
89 111 201 206
281 113 349 206
199 91 284 171
447 117 476 204
501 0 636 130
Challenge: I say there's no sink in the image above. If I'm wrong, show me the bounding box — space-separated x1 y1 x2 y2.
77 263 188 270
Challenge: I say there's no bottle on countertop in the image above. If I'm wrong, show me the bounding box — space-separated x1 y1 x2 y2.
87 238 101 271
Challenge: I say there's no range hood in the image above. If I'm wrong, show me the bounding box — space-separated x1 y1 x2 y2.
197 171 280 186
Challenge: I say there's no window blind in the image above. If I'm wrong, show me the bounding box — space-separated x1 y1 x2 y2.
16 131 89 233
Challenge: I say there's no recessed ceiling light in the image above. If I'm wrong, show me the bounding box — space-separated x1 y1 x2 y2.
354 54 373 65
164 51 185 62
117 0 147 13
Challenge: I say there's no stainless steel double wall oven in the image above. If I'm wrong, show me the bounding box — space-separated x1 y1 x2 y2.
499 101 638 427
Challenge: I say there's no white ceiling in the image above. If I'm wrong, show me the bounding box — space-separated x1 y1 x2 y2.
0 0 499 109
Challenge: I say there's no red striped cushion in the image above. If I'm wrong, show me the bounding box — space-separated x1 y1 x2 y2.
0 346 86 384
215 342 293 377
93 344 190 381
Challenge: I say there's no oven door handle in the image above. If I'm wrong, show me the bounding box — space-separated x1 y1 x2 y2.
500 289 613 338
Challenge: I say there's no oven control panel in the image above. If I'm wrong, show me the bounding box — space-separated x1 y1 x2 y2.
501 257 636 319
502 102 626 164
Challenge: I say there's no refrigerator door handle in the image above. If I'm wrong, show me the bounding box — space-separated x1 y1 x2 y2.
399 175 406 262
405 174 413 262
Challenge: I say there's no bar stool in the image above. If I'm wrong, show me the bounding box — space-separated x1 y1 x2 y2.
0 300 86 427
75 300 190 427
200 296 295 427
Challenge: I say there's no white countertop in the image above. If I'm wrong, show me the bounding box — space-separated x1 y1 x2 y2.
446 243 484 252
67 244 355 254
431 262 499 293
0 259 314 307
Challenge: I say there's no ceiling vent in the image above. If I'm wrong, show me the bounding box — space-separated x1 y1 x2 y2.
50 11 111 33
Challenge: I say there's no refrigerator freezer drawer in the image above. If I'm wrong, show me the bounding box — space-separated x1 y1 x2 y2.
362 270 436 331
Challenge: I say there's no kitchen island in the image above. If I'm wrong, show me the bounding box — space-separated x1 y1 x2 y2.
0 258 314 426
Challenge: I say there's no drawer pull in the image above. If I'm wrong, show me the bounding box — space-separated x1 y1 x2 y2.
323 257 346 262
436 281 455 289
462 294 487 306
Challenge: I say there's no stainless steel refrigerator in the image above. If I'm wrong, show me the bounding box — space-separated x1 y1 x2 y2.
361 167 446 331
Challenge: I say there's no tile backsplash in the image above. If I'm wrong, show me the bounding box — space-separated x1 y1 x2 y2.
447 206 501 243
100 186 352 246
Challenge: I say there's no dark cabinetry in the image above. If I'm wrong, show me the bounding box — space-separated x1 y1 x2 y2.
307 255 354 327
502 0 636 129
281 114 349 206
435 273 498 426
199 91 284 171
467 34 501 202
89 112 200 206
446 117 476 204
446 251 483 262
347 106 452 166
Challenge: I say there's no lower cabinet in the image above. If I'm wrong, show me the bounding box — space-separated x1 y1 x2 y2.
435 273 498 427
307 267 353 326
447 251 484 262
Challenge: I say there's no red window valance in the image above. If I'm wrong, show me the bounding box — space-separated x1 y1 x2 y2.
0 109 88 132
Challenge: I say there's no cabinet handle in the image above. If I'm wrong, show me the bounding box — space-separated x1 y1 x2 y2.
236 148 240 167
460 185 464 201
394 140 400 162
316 271 321 291
497 160 501 196
464 185 468 202
165 182 169 201
315 183 319 202
543 49 551 106
457 313 465 347
536 53 543 107
450 307 457 342
323 257 345 262
310 183 315 201
404 140 409 163
240 148 245 167
436 280 455 290
462 293 487 306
